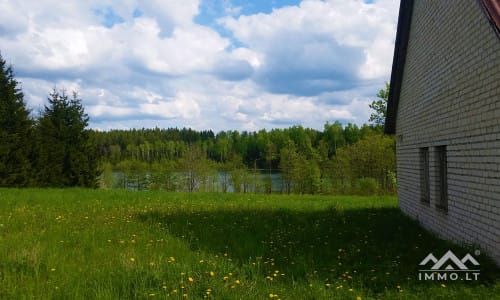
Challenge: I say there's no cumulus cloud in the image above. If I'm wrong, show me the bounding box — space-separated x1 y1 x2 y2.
221 0 398 96
0 0 399 131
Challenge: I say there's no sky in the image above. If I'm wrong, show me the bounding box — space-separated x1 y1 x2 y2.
0 0 400 132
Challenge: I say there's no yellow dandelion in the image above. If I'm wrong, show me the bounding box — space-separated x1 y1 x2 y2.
348 288 353 292
130 257 135 262
50 268 56 272
441 284 446 288
209 271 215 277
357 297 362 300
223 276 229 281
188 277 194 283
235 279 241 284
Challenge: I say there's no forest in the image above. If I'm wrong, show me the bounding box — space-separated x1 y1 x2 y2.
0 52 395 195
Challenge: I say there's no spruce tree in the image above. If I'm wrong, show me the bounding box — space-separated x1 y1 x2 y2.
0 53 33 186
35 89 99 187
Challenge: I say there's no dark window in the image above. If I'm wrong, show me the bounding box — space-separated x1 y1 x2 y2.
435 146 448 212
420 147 430 204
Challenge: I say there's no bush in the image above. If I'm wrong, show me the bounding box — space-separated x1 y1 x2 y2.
355 177 379 196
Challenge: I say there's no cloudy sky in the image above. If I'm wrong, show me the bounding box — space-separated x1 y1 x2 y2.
0 0 399 132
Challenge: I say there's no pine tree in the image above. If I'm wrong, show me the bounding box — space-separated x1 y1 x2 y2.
0 53 33 186
35 89 99 187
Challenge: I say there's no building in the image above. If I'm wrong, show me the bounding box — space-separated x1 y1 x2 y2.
385 0 500 265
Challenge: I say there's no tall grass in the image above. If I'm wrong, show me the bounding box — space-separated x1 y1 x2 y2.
0 189 498 299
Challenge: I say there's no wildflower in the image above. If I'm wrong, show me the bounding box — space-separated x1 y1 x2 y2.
441 284 446 288
50 268 56 272
223 276 229 281
209 271 215 277
235 279 241 284
149 293 155 297
349 288 353 292
357 297 362 300
188 277 194 283
149 262 155 267
130 257 135 262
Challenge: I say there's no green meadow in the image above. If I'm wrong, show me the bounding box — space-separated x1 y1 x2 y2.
0 189 498 299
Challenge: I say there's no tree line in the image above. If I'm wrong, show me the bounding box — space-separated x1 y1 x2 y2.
1 52 395 194
92 120 395 194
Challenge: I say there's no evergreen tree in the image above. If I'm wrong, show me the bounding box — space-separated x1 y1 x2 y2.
35 89 99 187
0 53 33 186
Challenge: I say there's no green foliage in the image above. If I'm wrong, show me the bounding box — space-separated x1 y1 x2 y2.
0 53 33 186
369 82 390 128
355 177 380 196
34 89 99 187
0 189 498 299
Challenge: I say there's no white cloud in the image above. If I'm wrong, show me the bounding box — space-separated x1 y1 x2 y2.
139 91 201 119
0 0 399 132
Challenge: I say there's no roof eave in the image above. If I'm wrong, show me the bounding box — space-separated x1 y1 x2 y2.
384 0 415 135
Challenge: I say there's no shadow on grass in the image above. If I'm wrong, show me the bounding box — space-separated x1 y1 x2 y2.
136 206 498 293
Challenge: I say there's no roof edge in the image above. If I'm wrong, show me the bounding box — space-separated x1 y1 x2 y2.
480 0 500 38
384 0 415 135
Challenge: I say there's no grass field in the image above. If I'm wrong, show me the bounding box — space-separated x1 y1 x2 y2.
0 189 498 299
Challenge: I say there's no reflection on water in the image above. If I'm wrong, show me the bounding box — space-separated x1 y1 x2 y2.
110 170 284 193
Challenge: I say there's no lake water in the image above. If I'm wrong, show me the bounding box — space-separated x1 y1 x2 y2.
111 170 284 193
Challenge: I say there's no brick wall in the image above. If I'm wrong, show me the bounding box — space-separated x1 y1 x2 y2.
396 0 500 265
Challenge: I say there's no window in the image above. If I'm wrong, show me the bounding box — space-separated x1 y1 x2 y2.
420 147 430 204
435 145 448 212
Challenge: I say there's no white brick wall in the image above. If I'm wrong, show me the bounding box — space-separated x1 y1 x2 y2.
396 0 500 265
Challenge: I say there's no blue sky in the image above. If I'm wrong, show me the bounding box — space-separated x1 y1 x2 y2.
0 0 400 132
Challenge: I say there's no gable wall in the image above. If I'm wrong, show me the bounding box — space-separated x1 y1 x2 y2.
396 0 500 265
